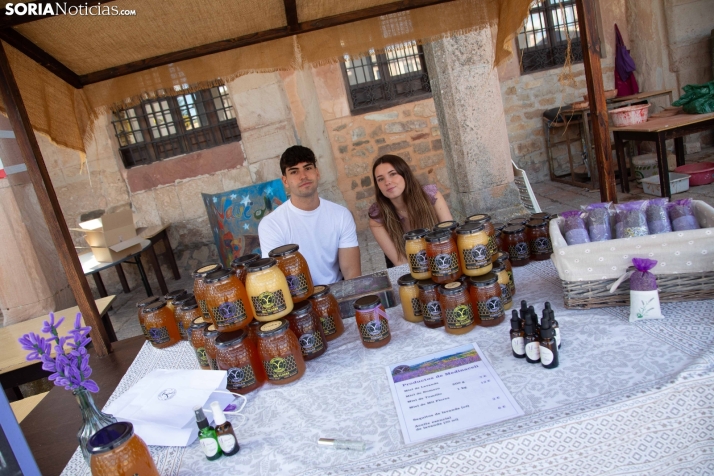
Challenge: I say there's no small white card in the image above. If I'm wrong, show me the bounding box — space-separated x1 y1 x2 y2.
385 343 523 445
629 289 664 321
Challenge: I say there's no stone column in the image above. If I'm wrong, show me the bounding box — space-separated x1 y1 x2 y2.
424 27 526 220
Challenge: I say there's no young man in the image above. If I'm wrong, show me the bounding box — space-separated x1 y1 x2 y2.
258 145 361 284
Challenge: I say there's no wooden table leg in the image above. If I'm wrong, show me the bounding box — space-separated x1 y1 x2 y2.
114 263 131 293
92 273 108 298
134 255 153 297
145 245 168 296
674 137 686 167
655 132 672 198
160 230 181 280
614 132 629 193
101 312 118 343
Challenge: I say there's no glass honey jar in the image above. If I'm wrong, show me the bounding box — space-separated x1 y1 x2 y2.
269 244 314 303
87 422 159 476
189 317 211 370
491 260 513 310
525 219 552 261
175 296 201 341
136 296 160 341
308 285 344 341
245 258 294 321
424 230 461 284
438 281 476 335
507 215 530 227
466 214 497 261
193 263 223 324
501 225 530 267
403 228 431 280
215 329 266 395
397 274 423 323
203 324 221 370
416 279 444 329
142 301 181 349
204 269 254 333
468 273 505 327
256 319 306 385
353 295 391 348
433 220 459 240
247 319 262 346
494 251 516 297
230 253 260 284
163 289 187 314
455 222 492 276
286 301 327 361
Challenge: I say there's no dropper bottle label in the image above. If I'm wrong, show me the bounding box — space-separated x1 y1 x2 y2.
525 340 540 361
540 346 555 365
210 401 240 456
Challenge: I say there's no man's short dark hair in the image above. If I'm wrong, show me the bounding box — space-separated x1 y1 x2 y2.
280 146 317 175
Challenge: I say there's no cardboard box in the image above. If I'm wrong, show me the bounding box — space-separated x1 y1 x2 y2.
89 239 144 263
73 209 143 263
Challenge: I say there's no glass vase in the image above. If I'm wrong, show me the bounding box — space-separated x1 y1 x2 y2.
74 387 117 465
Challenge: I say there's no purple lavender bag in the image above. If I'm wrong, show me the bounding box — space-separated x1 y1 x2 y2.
646 198 672 234
630 258 658 291
668 198 699 231
615 201 649 238
585 202 613 241
561 210 590 245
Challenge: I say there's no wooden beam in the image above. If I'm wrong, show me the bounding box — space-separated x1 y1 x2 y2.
575 0 617 203
0 0 118 29
0 42 112 357
80 0 458 85
283 0 299 32
0 29 82 88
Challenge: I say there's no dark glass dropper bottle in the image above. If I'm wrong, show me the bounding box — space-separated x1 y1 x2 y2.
523 313 540 364
510 310 526 358
544 302 560 349
194 405 222 461
539 314 559 369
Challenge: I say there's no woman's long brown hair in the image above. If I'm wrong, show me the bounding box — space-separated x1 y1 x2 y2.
372 155 439 260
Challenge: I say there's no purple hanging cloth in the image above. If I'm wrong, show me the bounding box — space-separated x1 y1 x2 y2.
615 24 639 96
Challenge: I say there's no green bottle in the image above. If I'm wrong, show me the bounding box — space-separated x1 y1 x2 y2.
194 405 222 460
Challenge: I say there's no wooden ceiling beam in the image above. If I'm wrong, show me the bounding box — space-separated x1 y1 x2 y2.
0 0 118 29
283 0 299 32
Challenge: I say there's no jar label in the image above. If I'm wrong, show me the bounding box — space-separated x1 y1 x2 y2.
178 323 188 340
408 250 429 274
422 300 442 324
540 345 554 365
499 283 512 305
462 245 490 269
511 336 525 355
198 299 210 319
444 303 474 329
298 331 325 356
148 326 170 345
195 347 210 368
358 317 390 343
251 290 288 317
430 252 459 277
263 355 299 381
508 241 530 260
286 273 310 298
525 341 540 361
410 297 423 317
226 365 257 390
211 300 249 329
530 237 552 255
200 437 219 457
140 324 149 339
486 236 498 257
209 357 219 370
476 296 503 321
218 434 237 453
321 315 337 336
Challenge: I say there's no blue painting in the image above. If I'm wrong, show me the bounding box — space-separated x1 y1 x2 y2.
202 178 287 268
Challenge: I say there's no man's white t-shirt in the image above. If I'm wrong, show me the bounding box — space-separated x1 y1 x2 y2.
258 198 359 285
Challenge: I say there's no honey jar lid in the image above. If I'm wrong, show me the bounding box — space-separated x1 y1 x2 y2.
256 318 289 337
439 281 466 295
397 273 418 286
467 213 491 223
87 422 134 455
189 316 208 329
136 296 160 308
192 263 222 278
204 268 232 284
215 329 248 348
434 220 459 232
530 212 551 220
310 285 331 298
204 324 220 337
492 261 506 273
289 300 313 317
494 251 509 263
403 228 430 241
353 295 382 310
492 222 506 231
502 225 526 234
468 273 499 287
525 219 547 228
268 244 300 257
416 279 439 290
424 230 451 243
179 297 199 311
246 257 277 272
143 301 167 313
455 222 485 235
231 253 260 268
174 292 195 307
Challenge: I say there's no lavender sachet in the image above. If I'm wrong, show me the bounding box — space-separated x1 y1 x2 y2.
646 198 672 234
615 200 649 238
668 198 699 231
561 210 590 245
584 202 613 241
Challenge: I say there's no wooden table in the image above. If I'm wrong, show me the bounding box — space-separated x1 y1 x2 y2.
137 224 181 281
19 336 144 476
0 296 117 400
612 112 714 197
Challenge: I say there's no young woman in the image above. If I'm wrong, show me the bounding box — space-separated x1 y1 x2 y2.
368 154 453 266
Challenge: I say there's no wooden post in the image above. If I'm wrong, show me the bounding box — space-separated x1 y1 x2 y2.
575 0 617 203
0 42 111 356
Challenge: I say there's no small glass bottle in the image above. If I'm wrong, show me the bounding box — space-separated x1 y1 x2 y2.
245 258 294 321
142 301 181 349
203 324 221 370
210 401 240 456
417 279 444 329
403 229 431 280
510 310 526 358
286 301 327 361
87 422 160 476
353 295 391 348
494 251 516 297
524 313 540 364
269 244 314 303
175 296 202 341
466 214 497 261
397 274 423 323
204 268 254 332
491 260 513 311
215 329 266 394
256 319 306 385
193 406 221 461
525 219 552 261
455 222 492 276
539 316 559 369
136 296 160 341
189 317 211 370
193 263 223 324
438 281 476 335
231 253 260 284
501 225 530 267
308 285 345 341
468 273 505 327
424 230 461 284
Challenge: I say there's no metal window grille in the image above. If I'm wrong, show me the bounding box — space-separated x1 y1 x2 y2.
516 0 583 73
342 41 431 113
111 85 241 168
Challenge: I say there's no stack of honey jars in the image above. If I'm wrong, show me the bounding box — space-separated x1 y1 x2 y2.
135 290 187 351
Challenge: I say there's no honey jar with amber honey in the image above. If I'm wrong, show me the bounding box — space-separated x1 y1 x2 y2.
455 222 492 277
163 290 187 314
245 258 294 321
354 295 391 348
468 273 505 327
215 329 266 395
286 301 327 361
256 319 306 385
438 281 476 335
417 279 444 329
269 244 314 303
189 317 211 370
203 324 221 370
308 285 344 341
231 253 260 284
425 230 461 284
494 251 516 297
404 229 431 280
525 219 552 261
501 225 530 266
466 214 498 261
136 296 160 341
175 295 201 341
193 263 222 324
204 269 254 333
87 422 159 476
142 301 181 349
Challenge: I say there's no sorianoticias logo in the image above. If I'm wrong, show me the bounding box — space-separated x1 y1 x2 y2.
5 3 136 16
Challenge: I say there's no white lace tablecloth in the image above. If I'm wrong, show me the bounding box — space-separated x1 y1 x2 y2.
61 261 714 475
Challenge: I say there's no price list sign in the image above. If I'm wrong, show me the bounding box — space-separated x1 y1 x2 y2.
386 343 523 444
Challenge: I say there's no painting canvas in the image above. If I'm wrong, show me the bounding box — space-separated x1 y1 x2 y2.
202 178 287 267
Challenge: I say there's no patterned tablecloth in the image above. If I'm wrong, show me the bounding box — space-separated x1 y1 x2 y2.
61 261 714 475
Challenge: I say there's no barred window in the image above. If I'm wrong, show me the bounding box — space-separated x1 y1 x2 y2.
112 85 240 168
342 41 431 113
517 0 583 74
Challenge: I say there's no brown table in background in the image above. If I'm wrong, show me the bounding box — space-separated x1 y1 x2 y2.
19 335 144 476
137 224 181 281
